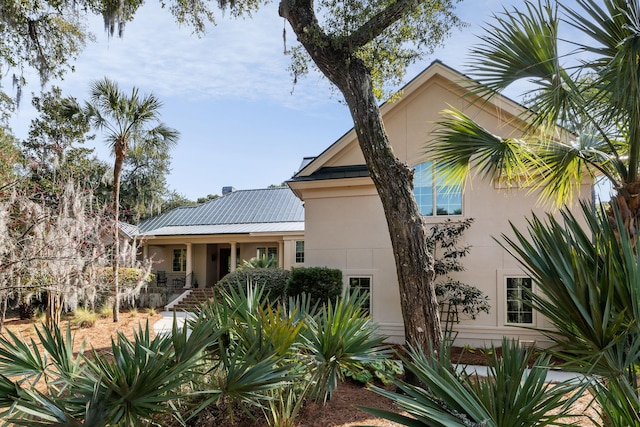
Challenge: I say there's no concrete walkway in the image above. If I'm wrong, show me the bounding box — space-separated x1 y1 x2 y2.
153 311 194 335
459 364 585 383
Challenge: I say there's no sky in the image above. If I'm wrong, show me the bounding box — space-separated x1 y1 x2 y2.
9 0 557 201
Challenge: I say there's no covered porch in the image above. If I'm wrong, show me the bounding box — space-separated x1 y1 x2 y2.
142 232 304 290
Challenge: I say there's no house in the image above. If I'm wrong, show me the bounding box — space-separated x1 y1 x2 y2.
139 60 592 346
138 186 305 290
287 60 593 346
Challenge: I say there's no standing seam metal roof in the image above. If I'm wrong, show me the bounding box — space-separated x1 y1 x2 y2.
138 188 304 233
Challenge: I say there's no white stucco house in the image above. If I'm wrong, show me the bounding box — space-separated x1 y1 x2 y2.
139 60 593 346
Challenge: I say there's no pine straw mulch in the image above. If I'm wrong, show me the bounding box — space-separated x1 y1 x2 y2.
0 311 600 427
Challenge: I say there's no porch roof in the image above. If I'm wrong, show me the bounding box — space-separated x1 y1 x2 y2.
139 221 304 236
138 188 304 236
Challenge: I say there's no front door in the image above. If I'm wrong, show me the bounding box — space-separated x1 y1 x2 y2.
219 248 231 279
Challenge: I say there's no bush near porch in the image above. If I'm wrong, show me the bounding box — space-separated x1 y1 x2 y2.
215 266 343 308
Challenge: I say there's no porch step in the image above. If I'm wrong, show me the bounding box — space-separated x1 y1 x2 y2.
166 288 216 312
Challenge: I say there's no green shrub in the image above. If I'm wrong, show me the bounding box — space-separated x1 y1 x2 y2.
287 267 342 307
343 358 403 386
215 268 290 303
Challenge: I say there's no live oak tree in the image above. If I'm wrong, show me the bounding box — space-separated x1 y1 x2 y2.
22 87 111 205
275 0 463 351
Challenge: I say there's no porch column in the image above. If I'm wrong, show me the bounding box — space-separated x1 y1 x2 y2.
142 244 148 259
278 241 284 268
230 242 237 272
185 243 193 288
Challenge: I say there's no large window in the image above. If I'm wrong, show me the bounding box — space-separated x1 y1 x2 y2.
295 241 305 263
413 162 462 216
348 277 371 314
172 248 187 272
505 277 533 325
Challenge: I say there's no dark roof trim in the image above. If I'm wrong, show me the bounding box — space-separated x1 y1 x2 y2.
288 165 370 182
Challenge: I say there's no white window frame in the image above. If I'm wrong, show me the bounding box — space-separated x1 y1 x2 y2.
347 276 372 315
294 241 304 264
413 161 463 217
504 276 535 326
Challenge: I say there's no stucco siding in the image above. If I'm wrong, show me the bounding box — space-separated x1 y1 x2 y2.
292 62 594 345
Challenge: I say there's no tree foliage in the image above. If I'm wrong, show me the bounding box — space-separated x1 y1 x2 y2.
22 87 111 204
0 0 92 103
0 182 110 329
427 219 490 341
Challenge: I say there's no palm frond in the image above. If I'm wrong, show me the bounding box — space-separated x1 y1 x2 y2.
430 107 536 187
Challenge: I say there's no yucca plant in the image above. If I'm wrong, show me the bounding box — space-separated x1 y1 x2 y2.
362 338 585 427
301 289 391 402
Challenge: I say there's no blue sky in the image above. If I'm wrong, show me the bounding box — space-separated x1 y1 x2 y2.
10 0 554 200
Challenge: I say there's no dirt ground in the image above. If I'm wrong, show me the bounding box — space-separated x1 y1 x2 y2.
0 311 599 426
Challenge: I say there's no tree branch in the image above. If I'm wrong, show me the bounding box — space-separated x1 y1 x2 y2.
346 0 420 51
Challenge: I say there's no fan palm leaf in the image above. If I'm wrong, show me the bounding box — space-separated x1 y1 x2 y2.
430 0 640 213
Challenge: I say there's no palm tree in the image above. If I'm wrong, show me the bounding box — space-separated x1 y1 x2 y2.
429 0 640 232
85 77 179 321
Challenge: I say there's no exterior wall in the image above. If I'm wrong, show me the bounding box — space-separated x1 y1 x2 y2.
303 176 592 346
294 64 594 346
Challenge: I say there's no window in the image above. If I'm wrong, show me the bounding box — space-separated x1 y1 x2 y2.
172 248 186 272
257 247 277 260
413 162 462 216
505 277 533 324
295 241 305 263
348 277 371 314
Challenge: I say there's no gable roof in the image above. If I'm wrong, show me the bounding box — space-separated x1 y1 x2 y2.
290 60 526 182
138 188 304 236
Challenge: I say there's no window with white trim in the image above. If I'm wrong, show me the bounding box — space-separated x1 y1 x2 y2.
413 161 462 216
257 247 277 260
172 248 186 272
295 241 304 263
348 277 371 314
505 277 533 324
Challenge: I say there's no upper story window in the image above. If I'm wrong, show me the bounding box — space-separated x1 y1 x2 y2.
413 162 462 216
295 241 305 263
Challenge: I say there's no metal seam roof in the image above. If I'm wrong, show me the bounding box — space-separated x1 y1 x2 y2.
138 188 304 234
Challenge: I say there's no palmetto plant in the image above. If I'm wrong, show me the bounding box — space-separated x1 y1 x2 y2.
429 0 640 232
0 283 389 426
362 338 585 427
0 318 222 426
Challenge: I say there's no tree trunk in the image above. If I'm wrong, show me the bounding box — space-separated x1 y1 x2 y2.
279 0 442 352
338 60 442 352
610 181 640 249
0 296 6 332
112 144 125 323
